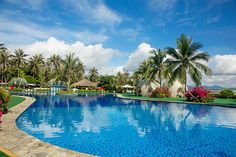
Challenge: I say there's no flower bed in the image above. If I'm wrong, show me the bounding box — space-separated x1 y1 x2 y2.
185 87 214 103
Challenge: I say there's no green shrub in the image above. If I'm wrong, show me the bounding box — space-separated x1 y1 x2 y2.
24 75 39 84
56 90 75 95
219 89 234 99
0 87 10 113
151 87 171 98
12 88 24 92
185 87 214 103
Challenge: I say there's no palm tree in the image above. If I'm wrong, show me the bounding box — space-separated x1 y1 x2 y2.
135 59 152 80
165 34 212 92
29 53 45 78
149 49 167 88
0 43 7 52
48 54 62 74
13 49 28 77
88 67 99 82
0 50 12 82
75 60 85 81
63 53 79 88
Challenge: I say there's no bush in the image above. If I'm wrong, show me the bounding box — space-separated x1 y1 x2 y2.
0 87 10 114
152 87 171 98
185 87 214 103
219 89 234 99
9 77 28 87
24 75 39 84
56 90 75 95
11 87 24 92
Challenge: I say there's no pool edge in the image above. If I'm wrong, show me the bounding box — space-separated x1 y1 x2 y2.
0 96 95 157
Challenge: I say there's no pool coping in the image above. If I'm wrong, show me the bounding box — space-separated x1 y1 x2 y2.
0 96 95 157
116 94 236 108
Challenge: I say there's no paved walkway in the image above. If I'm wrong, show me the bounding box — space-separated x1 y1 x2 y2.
0 96 94 157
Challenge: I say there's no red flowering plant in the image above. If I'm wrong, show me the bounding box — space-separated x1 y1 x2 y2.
152 87 171 98
0 87 10 114
185 86 214 103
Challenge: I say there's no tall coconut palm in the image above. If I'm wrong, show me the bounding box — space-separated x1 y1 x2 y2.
165 34 212 92
149 49 167 88
88 67 99 82
13 49 28 77
63 53 79 88
0 43 7 52
0 50 12 82
75 60 85 81
48 54 62 74
135 59 152 80
29 53 45 78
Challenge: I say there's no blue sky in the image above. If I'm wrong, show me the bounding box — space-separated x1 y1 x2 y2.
0 0 236 86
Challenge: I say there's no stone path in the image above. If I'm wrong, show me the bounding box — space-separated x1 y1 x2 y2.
0 96 95 157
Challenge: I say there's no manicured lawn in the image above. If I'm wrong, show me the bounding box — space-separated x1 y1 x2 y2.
0 151 9 157
121 94 236 107
8 96 26 109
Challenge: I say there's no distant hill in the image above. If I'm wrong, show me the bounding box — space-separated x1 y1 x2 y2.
188 85 236 92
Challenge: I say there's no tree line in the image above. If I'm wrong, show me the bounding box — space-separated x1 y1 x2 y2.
0 34 212 92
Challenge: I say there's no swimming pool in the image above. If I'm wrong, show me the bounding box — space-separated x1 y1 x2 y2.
16 94 236 156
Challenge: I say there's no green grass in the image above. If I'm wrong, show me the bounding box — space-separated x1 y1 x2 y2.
8 96 26 109
0 151 9 157
121 94 236 107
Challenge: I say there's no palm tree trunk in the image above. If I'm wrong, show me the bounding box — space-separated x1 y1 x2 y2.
185 72 187 93
159 71 162 88
18 68 20 77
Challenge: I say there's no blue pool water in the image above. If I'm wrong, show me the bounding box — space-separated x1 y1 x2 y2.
16 94 236 157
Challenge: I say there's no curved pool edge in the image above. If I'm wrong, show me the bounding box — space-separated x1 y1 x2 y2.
0 96 95 157
116 94 236 108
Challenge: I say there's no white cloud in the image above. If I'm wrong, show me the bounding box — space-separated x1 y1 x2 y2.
209 54 236 75
148 0 177 11
0 17 109 45
124 43 154 71
206 16 220 24
74 31 109 43
202 75 236 88
19 37 120 75
4 0 44 10
65 0 122 25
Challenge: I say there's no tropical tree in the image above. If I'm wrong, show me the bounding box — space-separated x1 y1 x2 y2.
88 67 99 82
0 50 12 82
135 59 152 80
62 53 79 88
165 34 212 92
149 49 167 88
29 53 45 78
75 60 85 81
13 49 28 77
48 54 62 74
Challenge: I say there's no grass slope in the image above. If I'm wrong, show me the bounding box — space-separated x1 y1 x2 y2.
8 96 26 109
121 94 236 107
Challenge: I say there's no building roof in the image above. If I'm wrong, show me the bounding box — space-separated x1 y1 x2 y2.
72 79 97 87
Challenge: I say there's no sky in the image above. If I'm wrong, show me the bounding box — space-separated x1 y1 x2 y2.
0 0 236 87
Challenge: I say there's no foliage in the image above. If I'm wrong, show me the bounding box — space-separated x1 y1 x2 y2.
98 75 116 92
11 87 23 92
88 67 99 82
0 87 10 114
151 87 171 98
219 89 234 99
9 77 28 87
62 53 85 88
185 87 214 103
149 49 167 87
56 90 75 95
165 34 212 92
24 75 39 84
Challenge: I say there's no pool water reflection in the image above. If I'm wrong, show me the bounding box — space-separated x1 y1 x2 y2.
16 94 236 157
